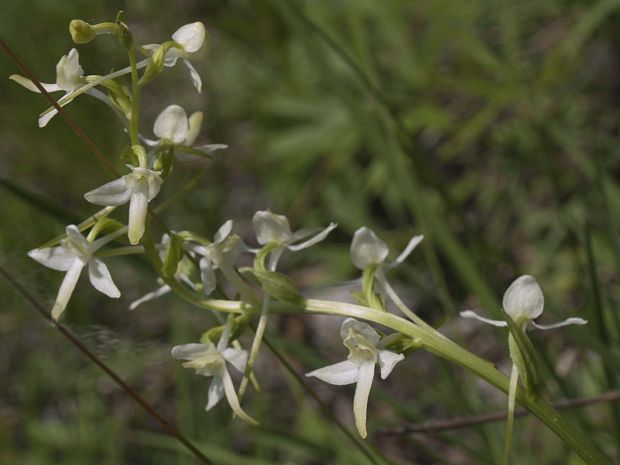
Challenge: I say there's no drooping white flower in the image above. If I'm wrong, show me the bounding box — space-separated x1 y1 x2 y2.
142 105 227 159
253 210 337 253
194 220 247 296
305 318 404 438
129 233 198 310
9 48 114 128
28 225 124 321
460 275 588 330
171 323 257 424
9 48 114 127
84 166 163 245
350 227 423 271
143 22 206 92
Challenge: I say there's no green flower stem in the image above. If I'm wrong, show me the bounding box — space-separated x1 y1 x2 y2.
128 46 142 151
96 245 145 258
192 297 608 465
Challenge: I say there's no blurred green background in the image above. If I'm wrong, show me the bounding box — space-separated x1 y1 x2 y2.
2 0 620 464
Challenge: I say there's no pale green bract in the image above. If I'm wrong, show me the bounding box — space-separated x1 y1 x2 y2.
305 318 404 438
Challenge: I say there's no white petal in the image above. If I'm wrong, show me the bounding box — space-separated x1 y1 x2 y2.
129 285 171 310
252 210 292 245
219 366 258 424
459 310 508 327
171 342 213 360
194 143 228 154
56 48 83 91
128 186 149 245
531 318 588 330
28 246 75 271
353 361 375 439
389 234 424 268
378 350 404 379
183 59 202 93
84 176 132 206
288 222 337 251
350 227 389 270
305 360 360 385
221 347 248 373
185 111 203 146
51 259 84 321
206 375 225 410
214 220 233 244
88 258 120 298
503 275 545 322
199 257 217 295
65 224 90 250
340 318 381 347
172 22 206 53
38 91 74 128
153 105 189 144
9 75 61 93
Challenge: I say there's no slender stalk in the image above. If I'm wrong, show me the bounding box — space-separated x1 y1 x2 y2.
503 364 519 465
128 46 142 151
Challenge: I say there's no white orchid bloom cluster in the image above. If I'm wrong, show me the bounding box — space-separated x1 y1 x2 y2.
306 318 404 438
28 225 126 321
461 275 588 331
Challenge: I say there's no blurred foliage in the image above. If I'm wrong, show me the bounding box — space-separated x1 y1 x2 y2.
2 0 620 464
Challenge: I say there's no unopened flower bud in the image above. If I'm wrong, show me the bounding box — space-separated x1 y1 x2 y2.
69 19 96 44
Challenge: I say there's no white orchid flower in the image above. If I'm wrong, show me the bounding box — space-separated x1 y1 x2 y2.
171 321 257 424
305 318 404 438
351 227 423 271
142 104 227 160
28 225 124 321
460 275 588 330
84 166 163 245
194 220 246 296
143 22 206 92
129 234 197 310
9 48 114 127
253 210 337 254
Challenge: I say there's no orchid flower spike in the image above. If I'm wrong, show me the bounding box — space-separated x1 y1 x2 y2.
460 275 588 330
129 234 197 310
84 166 163 245
28 225 124 321
143 22 206 92
305 318 404 438
9 48 113 127
194 220 247 295
350 227 423 272
171 321 257 424
142 104 227 160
